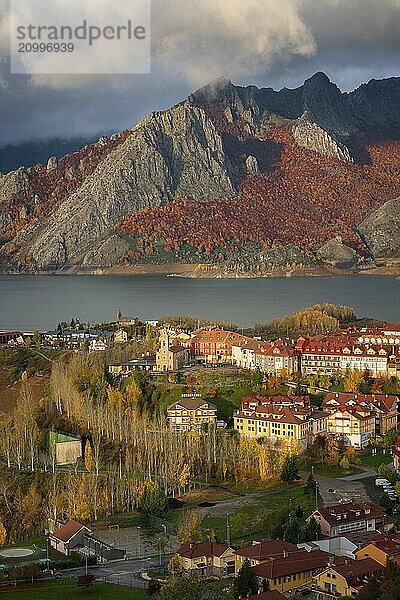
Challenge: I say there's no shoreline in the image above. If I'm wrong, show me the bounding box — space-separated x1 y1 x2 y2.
1 261 400 279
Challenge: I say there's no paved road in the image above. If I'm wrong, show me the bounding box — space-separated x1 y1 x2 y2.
316 475 371 506
339 465 378 482
62 555 172 588
314 465 380 507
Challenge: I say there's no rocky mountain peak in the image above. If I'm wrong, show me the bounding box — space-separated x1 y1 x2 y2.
1 72 400 274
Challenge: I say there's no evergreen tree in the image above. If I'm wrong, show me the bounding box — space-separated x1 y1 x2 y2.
304 472 317 495
303 516 322 541
233 558 258 599
379 561 400 600
295 505 304 519
280 456 300 483
285 520 302 544
357 576 382 600
158 574 232 600
379 492 394 516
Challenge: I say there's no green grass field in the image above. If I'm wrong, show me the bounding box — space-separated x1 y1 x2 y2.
195 481 320 545
311 463 361 478
359 448 392 468
0 580 148 599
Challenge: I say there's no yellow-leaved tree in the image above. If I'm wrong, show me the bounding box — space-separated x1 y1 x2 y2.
84 440 93 472
343 369 364 393
178 463 191 491
177 511 202 544
0 522 7 547
125 380 142 415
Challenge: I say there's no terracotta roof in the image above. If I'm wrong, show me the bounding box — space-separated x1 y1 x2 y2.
52 520 90 542
253 549 337 578
168 398 217 411
234 539 297 560
324 392 398 412
327 406 375 422
314 502 386 527
191 328 252 346
358 537 400 556
298 337 396 357
242 395 310 408
330 557 383 585
344 530 383 547
177 541 231 559
169 345 187 354
256 343 296 358
236 404 324 426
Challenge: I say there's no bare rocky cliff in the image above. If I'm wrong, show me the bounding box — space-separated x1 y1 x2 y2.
358 198 400 258
1 102 235 270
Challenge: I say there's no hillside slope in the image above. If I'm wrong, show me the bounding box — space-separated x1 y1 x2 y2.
1 73 400 274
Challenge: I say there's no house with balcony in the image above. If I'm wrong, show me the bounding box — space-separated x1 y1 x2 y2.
175 541 235 576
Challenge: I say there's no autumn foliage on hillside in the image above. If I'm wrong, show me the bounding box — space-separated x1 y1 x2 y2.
116 126 400 259
1 131 132 246
255 303 356 338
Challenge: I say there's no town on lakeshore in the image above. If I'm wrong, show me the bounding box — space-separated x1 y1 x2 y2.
0 304 400 599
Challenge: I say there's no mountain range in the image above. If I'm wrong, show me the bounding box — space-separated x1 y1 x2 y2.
1 72 400 276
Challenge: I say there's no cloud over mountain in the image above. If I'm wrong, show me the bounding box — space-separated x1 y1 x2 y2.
0 0 399 144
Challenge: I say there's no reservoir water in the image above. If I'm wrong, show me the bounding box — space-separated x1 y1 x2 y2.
0 274 399 330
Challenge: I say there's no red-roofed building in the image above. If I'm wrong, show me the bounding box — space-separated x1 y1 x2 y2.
233 398 328 449
49 520 92 555
314 557 383 596
324 392 399 435
251 547 344 594
234 539 298 572
175 541 235 575
326 405 376 449
190 327 252 364
297 335 399 377
310 502 386 537
232 339 299 375
356 534 400 565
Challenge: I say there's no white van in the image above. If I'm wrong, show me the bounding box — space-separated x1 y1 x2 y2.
375 478 389 486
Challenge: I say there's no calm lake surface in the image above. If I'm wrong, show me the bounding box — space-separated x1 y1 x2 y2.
0 274 399 330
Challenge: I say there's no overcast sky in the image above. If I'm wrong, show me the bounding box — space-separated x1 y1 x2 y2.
0 0 399 145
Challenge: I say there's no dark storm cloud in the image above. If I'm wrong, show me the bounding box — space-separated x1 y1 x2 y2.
0 0 399 145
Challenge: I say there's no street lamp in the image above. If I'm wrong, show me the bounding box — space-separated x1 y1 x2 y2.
137 526 141 559
226 514 231 546
311 465 318 510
